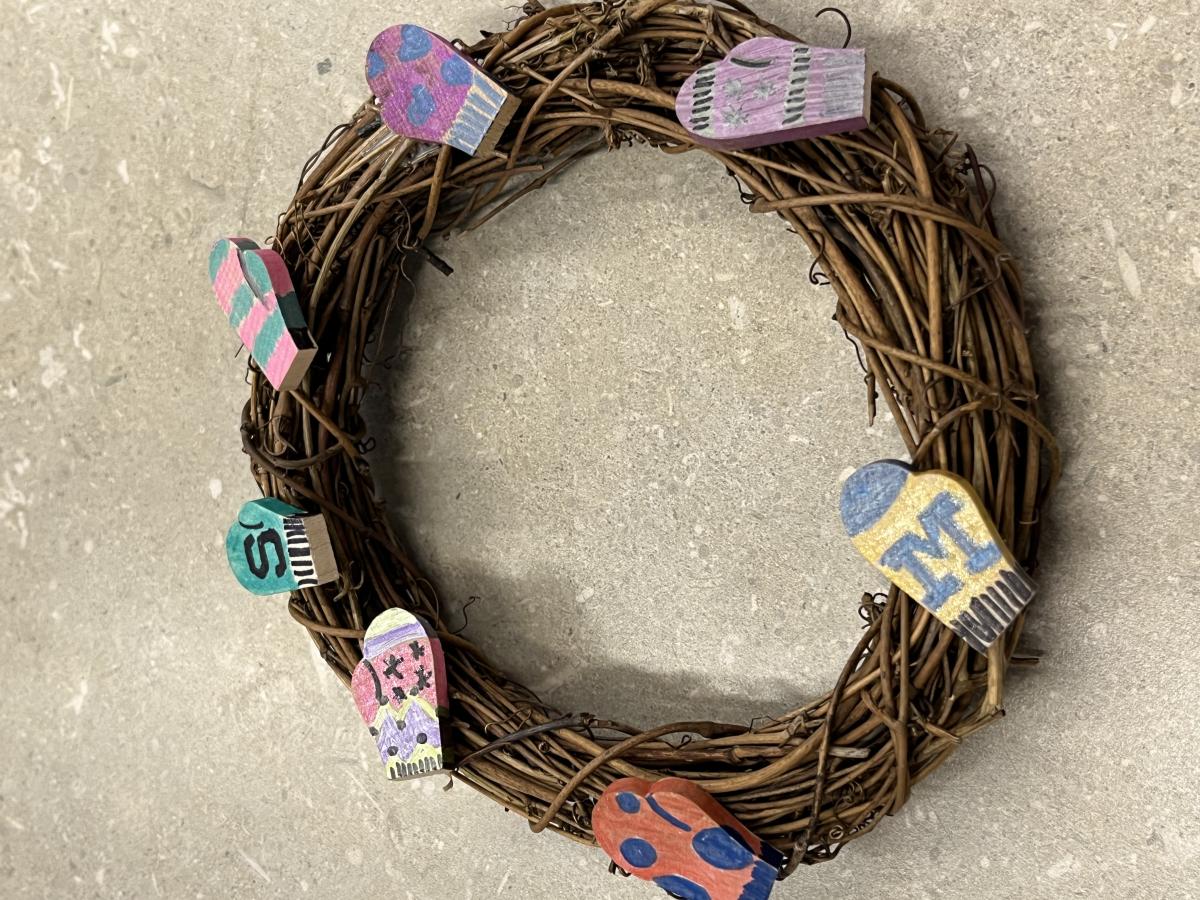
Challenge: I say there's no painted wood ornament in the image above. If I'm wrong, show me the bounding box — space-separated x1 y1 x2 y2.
675 38 871 150
351 608 451 780
593 777 782 900
366 24 519 156
840 460 1035 652
208 237 317 392
225 498 338 595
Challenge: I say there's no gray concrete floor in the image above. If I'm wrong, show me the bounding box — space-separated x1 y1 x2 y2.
2 0 1199 897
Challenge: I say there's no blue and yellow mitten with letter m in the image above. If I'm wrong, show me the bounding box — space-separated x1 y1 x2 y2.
840 459 1035 653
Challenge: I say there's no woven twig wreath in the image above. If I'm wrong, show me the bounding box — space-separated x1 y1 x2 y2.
243 0 1059 876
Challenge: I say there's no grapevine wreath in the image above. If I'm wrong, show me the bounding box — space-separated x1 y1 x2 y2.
225 0 1060 890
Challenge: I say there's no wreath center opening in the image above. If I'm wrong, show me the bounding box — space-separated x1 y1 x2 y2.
367 143 906 726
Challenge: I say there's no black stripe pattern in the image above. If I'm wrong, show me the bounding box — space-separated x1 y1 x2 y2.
689 67 717 133
283 517 318 588
948 567 1036 653
781 46 812 126
387 753 444 780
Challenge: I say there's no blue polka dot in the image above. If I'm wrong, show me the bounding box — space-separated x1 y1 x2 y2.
653 875 711 900
619 837 657 869
397 25 432 61
692 827 754 870
366 50 386 81
441 55 472 86
407 84 436 127
616 792 641 814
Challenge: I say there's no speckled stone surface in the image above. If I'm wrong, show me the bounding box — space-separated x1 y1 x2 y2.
2 1 1199 897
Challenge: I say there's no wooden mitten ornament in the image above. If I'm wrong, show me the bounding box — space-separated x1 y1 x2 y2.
366 24 519 156
351 609 451 780
593 777 782 900
840 460 1035 652
208 237 317 392
225 498 338 595
676 38 870 149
